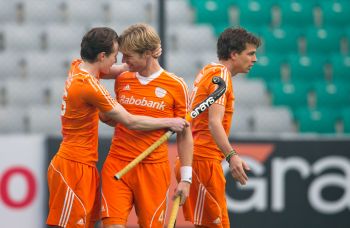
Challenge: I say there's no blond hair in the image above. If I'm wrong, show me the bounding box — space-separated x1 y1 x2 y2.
118 23 161 54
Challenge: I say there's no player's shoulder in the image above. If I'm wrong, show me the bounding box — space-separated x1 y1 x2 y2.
119 71 134 78
162 70 188 88
69 60 93 81
202 62 226 74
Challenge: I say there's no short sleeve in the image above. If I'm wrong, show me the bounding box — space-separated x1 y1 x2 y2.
82 77 117 113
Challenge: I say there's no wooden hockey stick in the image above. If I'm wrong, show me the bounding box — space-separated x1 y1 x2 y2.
168 196 181 228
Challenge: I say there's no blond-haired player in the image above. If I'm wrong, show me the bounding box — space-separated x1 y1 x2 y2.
100 24 193 228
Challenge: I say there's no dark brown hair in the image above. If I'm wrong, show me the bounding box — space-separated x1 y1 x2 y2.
80 27 118 62
217 27 261 60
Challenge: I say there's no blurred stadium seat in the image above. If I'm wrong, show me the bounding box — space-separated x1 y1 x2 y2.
233 79 269 108
47 78 65 106
27 105 61 135
0 52 24 80
247 53 286 81
4 79 49 107
277 1 316 27
345 27 350 52
319 0 350 27
66 0 107 25
44 24 86 52
24 0 65 25
304 27 343 54
0 106 27 133
198 51 219 68
24 52 70 80
166 24 216 52
341 107 350 133
260 26 301 54
234 0 273 27
287 53 327 82
0 1 22 24
166 51 201 86
268 80 310 110
230 105 253 136
330 54 350 82
2 24 45 52
294 107 338 134
166 0 193 26
191 0 229 26
252 106 295 134
110 0 155 24
313 81 350 108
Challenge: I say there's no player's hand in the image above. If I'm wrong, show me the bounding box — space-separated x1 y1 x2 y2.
121 62 130 72
168 118 189 133
173 181 190 205
152 45 162 58
229 155 250 185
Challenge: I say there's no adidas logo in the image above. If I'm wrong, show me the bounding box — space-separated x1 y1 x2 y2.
123 84 130 90
213 217 221 224
76 218 85 225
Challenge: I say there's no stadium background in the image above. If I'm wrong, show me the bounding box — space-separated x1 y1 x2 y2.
0 0 350 227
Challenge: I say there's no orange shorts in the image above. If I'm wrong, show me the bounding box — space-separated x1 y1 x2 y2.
46 155 100 228
175 159 230 228
101 156 171 228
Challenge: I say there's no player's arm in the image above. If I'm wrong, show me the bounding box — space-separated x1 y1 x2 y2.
99 112 117 126
174 126 193 205
103 102 188 132
208 103 250 185
100 63 129 79
100 46 161 79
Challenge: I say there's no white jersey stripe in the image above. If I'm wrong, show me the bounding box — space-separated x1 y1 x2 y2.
198 185 206 225
167 73 190 113
217 67 229 105
97 80 118 106
50 162 87 227
94 78 118 107
87 77 118 109
60 190 73 227
59 189 70 226
194 183 205 224
101 190 109 217
150 188 169 227
164 190 169 226
194 184 201 223
63 190 75 227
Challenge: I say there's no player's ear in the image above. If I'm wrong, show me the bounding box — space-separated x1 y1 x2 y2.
144 50 153 58
230 51 238 60
151 45 162 58
97 52 106 62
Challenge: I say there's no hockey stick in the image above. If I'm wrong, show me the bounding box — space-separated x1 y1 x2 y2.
114 76 226 180
168 196 181 228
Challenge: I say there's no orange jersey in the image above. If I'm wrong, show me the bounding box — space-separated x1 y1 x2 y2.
190 63 234 161
57 59 117 166
108 69 189 162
